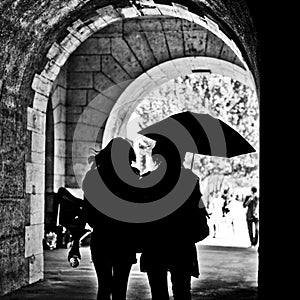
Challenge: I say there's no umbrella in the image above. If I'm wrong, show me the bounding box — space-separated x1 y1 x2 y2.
138 111 256 158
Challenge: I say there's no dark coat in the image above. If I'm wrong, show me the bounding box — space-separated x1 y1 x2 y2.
139 166 202 277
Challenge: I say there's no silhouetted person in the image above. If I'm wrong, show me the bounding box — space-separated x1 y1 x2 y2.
68 137 140 300
243 186 259 248
208 191 224 238
139 137 207 300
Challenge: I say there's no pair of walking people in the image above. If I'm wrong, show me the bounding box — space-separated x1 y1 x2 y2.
68 137 208 300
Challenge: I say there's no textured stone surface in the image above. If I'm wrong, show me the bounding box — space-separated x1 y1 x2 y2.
0 0 259 296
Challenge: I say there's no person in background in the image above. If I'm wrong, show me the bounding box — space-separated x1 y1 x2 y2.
207 191 224 238
243 186 259 248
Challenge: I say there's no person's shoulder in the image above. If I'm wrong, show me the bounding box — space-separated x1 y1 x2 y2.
84 168 98 179
82 168 99 189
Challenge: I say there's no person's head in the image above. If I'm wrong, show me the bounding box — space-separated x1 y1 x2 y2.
93 137 136 168
251 186 257 194
223 187 229 195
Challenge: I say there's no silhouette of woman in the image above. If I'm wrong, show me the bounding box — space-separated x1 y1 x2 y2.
68 137 140 300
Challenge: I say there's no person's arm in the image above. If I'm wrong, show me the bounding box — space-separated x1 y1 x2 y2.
243 195 252 207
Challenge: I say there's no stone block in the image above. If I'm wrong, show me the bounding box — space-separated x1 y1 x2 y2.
53 174 65 192
158 61 180 81
156 4 177 17
189 12 206 28
87 89 100 103
27 107 46 134
67 19 93 43
95 19 123 38
204 16 220 35
139 18 163 32
74 37 110 55
81 106 107 127
67 112 81 124
24 224 44 258
96 5 120 23
56 68 68 88
172 57 193 75
233 55 245 69
71 122 103 143
87 16 107 32
67 89 87 106
54 156 66 176
32 92 48 113
93 71 117 93
181 19 203 31
54 122 66 140
68 55 101 72
172 3 193 21
205 31 223 58
219 42 236 63
183 29 207 56
31 132 46 153
25 162 45 194
68 72 93 89
140 7 161 16
87 90 114 113
146 66 169 84
100 84 123 103
29 253 44 284
41 59 61 82
111 38 144 78
54 139 66 158
65 174 83 189
46 42 70 66
52 86 67 108
67 141 97 160
31 151 45 164
31 74 52 97
60 33 81 55
30 193 44 225
123 31 157 71
53 104 66 124
101 55 131 83
164 31 184 59
142 31 170 64
117 6 141 18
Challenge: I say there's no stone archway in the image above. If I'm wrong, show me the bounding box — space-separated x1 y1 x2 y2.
0 0 260 295
26 3 258 284
103 56 256 145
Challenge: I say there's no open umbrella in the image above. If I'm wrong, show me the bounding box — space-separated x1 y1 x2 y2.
138 111 256 159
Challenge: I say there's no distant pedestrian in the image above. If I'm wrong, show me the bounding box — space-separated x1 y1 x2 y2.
208 191 224 238
243 186 259 248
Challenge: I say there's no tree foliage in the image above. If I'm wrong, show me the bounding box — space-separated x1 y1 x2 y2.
135 73 259 187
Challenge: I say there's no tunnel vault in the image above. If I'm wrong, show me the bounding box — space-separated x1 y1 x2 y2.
0 0 259 295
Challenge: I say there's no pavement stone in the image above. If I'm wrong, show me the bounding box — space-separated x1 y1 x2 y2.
1 244 258 299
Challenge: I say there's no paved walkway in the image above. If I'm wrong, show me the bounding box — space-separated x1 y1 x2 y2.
1 243 258 299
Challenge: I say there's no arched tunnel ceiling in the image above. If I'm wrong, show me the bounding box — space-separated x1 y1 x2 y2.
0 0 259 108
29 3 257 160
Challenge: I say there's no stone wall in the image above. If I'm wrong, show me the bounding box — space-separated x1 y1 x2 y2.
0 0 259 296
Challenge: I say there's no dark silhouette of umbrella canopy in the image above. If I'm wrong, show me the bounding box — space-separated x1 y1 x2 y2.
138 112 256 158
